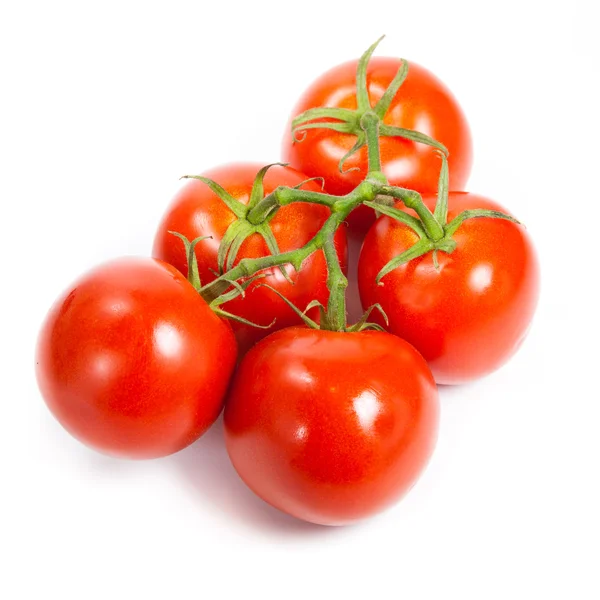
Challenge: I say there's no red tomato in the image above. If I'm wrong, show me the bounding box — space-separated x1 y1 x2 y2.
282 57 473 231
153 163 348 353
36 257 237 459
358 193 540 384
224 327 439 525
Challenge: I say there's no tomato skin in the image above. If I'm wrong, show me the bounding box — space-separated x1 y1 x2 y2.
282 57 473 231
36 257 237 459
358 193 540 384
153 163 348 354
224 327 439 526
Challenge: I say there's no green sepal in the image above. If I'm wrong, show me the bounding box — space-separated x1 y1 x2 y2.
210 272 270 307
374 59 409 118
356 36 385 111
217 219 252 274
255 284 319 329
363 200 427 237
212 307 276 330
293 177 325 191
256 224 293 284
377 237 434 284
347 303 389 332
218 277 245 300
433 150 450 226
303 299 328 327
338 133 366 174
445 209 521 237
357 322 387 332
379 124 448 155
293 121 355 142
168 231 211 291
248 163 287 210
181 175 246 219
291 107 356 141
225 221 255 272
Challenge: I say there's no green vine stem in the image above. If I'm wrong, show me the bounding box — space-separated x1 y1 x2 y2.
379 186 445 241
322 232 348 330
246 187 338 225
198 163 462 327
188 38 521 333
360 112 383 173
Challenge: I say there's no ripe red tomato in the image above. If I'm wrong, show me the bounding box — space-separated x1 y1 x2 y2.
224 327 439 525
36 257 237 459
282 57 472 231
153 163 348 353
358 193 540 384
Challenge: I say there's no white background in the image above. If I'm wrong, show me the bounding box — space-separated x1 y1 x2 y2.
2 1 599 598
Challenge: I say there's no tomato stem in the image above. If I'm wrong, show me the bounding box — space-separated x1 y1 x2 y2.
246 187 339 225
322 231 348 331
360 111 384 174
380 186 445 241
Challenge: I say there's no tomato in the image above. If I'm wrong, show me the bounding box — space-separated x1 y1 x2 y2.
36 257 237 459
153 163 348 354
224 327 439 525
358 193 540 384
282 57 473 231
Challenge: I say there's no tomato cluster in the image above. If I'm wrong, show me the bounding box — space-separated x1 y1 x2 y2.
36 39 539 526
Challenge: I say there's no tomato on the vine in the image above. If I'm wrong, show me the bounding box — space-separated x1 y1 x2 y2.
358 193 540 384
36 257 237 459
224 327 439 525
153 163 348 353
282 57 472 231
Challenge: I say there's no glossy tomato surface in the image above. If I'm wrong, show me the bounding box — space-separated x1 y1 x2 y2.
224 327 439 525
358 193 540 384
282 57 473 231
36 257 237 459
153 163 347 354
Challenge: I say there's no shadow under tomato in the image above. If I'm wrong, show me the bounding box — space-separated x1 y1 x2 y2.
171 415 342 537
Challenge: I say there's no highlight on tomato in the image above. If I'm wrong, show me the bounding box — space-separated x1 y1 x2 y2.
224 327 439 526
282 38 472 232
36 257 237 459
358 191 540 384
153 163 348 354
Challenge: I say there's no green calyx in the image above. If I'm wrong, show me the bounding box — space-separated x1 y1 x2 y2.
199 181 367 328
169 231 276 329
257 284 388 333
374 153 521 284
210 273 277 329
183 163 294 282
291 36 448 174
168 232 211 291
